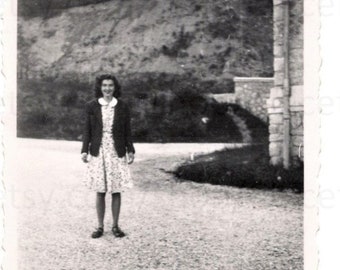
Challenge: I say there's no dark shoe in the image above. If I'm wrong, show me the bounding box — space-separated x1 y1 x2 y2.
91 227 104 238
112 226 125 238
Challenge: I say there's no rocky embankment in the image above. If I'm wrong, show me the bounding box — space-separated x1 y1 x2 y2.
18 0 273 87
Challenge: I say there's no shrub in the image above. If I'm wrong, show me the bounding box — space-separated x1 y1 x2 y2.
43 30 57 38
17 108 56 138
226 104 268 143
24 109 53 126
17 75 267 143
18 0 112 18
174 145 303 192
161 26 194 58
60 91 79 107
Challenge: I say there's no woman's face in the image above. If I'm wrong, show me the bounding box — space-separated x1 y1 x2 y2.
101 79 115 99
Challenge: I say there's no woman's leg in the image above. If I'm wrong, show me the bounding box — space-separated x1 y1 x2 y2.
96 192 106 228
111 192 125 237
111 192 121 228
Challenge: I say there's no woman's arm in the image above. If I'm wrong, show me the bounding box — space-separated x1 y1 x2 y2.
81 103 92 155
124 104 135 155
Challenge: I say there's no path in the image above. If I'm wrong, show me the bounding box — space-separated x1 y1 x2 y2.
4 139 303 270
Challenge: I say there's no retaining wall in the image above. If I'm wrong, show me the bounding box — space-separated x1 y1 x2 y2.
234 77 274 123
212 77 273 123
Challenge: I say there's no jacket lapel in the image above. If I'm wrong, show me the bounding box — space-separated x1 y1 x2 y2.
93 101 103 128
113 100 121 130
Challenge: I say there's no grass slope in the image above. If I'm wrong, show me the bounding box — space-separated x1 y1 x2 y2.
18 0 273 81
17 0 273 142
174 144 303 192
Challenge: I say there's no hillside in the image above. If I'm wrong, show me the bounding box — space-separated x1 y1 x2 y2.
18 0 273 89
17 0 272 142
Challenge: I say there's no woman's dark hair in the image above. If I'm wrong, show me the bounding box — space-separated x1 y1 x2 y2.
94 74 122 98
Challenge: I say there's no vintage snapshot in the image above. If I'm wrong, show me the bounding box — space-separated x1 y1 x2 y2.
2 0 319 269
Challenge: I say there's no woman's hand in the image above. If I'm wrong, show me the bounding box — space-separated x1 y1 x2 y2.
81 153 88 163
127 152 134 164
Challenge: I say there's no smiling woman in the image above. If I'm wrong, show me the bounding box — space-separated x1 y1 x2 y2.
94 74 122 100
81 73 135 238
101 79 115 99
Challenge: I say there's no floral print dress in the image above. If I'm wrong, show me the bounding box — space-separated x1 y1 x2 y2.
84 98 133 193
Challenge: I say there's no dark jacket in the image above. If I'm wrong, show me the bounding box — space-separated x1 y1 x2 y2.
81 98 135 158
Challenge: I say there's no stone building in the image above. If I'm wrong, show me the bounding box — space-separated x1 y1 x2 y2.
267 0 303 167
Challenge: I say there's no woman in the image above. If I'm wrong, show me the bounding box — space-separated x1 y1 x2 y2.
81 74 135 239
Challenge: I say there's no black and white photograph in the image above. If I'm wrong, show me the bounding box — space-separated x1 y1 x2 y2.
1 0 319 269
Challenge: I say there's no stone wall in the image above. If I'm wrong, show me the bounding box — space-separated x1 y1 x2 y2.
267 0 303 166
234 77 274 123
211 93 236 104
211 77 273 123
289 0 303 164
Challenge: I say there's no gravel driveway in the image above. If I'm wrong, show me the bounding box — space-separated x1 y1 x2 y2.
5 139 303 270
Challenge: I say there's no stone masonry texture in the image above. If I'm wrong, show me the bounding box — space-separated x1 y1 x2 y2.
268 0 303 166
234 78 274 123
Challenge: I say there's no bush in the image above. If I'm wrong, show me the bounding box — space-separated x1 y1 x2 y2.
225 103 268 143
174 144 303 192
17 79 90 140
161 26 194 58
60 91 79 107
17 108 55 138
18 0 112 18
126 87 243 142
120 72 247 142
17 75 267 143
128 88 211 142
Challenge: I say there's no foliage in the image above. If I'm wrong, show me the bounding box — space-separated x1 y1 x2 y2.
174 144 303 192
161 26 195 58
123 84 242 142
17 79 91 140
60 91 79 107
199 0 273 77
18 0 111 18
207 8 240 39
18 0 274 79
225 103 268 143
20 109 54 130
241 0 273 77
18 76 270 142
